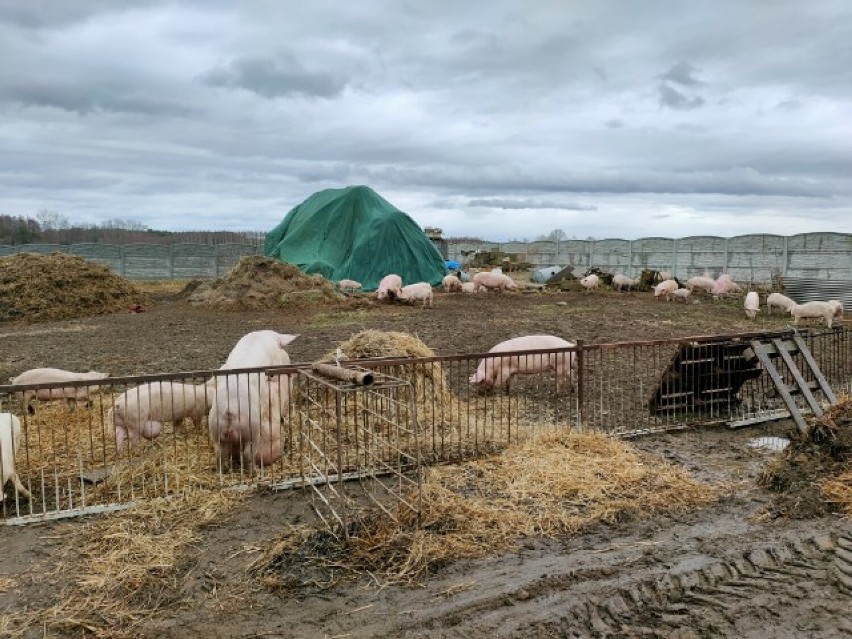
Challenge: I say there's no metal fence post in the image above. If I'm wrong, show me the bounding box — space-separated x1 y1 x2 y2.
576 339 585 430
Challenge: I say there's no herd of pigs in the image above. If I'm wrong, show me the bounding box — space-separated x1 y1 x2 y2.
1 268 845 502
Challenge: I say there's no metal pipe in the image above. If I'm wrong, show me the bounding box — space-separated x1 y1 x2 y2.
310 363 374 386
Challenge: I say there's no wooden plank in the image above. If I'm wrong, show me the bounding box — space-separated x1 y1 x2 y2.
791 334 838 405
772 338 823 417
750 340 808 432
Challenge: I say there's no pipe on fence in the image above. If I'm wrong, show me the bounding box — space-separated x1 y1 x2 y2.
311 363 374 386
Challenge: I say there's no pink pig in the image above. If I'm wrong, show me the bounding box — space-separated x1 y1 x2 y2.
376 274 403 301
469 335 576 392
472 271 518 292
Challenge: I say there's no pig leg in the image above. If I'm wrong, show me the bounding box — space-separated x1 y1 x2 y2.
10 474 31 500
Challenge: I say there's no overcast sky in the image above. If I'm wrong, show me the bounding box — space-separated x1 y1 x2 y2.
1 1 850 241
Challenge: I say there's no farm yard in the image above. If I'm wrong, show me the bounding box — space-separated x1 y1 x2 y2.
0 263 850 639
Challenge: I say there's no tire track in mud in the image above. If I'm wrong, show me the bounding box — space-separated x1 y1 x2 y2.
407 526 851 639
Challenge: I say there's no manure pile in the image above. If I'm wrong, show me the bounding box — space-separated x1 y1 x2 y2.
760 397 852 518
0 252 145 323
186 256 338 309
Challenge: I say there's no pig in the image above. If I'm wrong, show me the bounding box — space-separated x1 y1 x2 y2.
828 299 844 320
461 282 477 294
472 271 518 293
579 274 600 292
9 368 110 414
712 274 743 296
208 331 298 472
686 276 716 293
673 288 692 303
611 274 638 292
766 292 796 315
744 292 760 319
337 279 362 294
112 381 214 451
376 274 403 301
442 275 462 292
470 335 576 392
1 413 30 500
398 282 433 307
654 279 678 301
659 271 673 282
789 301 837 328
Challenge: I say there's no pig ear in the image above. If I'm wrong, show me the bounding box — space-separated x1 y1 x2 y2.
277 334 299 347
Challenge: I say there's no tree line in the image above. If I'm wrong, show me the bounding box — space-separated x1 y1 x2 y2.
0 211 264 246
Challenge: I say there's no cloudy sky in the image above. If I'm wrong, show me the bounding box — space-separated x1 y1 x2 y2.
1 1 851 241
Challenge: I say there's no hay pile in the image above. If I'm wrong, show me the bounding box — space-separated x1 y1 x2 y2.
1 490 239 638
320 331 461 460
251 431 718 589
0 252 145 323
760 397 852 518
186 256 338 309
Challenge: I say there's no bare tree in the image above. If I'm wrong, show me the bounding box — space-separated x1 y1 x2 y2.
546 229 568 242
35 209 69 230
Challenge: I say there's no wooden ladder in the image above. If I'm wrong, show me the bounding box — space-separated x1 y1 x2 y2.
747 334 837 432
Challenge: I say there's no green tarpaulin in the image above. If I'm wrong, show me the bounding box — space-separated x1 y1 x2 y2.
264 185 447 292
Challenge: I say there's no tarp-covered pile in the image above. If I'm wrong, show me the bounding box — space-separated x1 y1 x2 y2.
264 185 447 292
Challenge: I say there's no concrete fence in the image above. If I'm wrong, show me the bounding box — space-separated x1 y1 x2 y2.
448 232 852 283
0 242 262 280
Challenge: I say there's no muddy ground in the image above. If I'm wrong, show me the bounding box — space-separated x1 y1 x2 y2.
1 289 849 638
0 288 805 377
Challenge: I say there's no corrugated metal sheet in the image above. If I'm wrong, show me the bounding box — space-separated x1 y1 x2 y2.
782 277 852 308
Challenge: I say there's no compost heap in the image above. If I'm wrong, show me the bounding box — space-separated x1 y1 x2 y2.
0 252 145 323
186 256 338 309
760 397 852 518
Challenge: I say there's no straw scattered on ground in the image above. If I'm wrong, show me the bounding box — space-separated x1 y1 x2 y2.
250 430 718 589
0 252 146 323
1 489 241 639
760 396 852 519
185 256 343 309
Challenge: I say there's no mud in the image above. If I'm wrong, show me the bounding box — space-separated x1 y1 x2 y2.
1 290 848 638
0 289 798 378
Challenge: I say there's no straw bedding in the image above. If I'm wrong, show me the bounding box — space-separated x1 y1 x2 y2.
251 431 718 589
1 489 241 639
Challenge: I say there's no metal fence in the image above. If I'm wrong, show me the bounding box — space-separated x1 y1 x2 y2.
2 328 850 525
449 232 852 282
0 242 262 280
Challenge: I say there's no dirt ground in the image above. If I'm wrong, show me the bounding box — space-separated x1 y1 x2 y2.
1 289 850 638
0 288 804 377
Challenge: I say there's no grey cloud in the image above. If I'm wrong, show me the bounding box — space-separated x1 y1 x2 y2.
202 55 347 99
5 83 196 116
660 62 703 86
605 119 624 128
658 83 705 110
0 1 161 28
373 166 837 199
468 198 597 211
777 98 801 110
